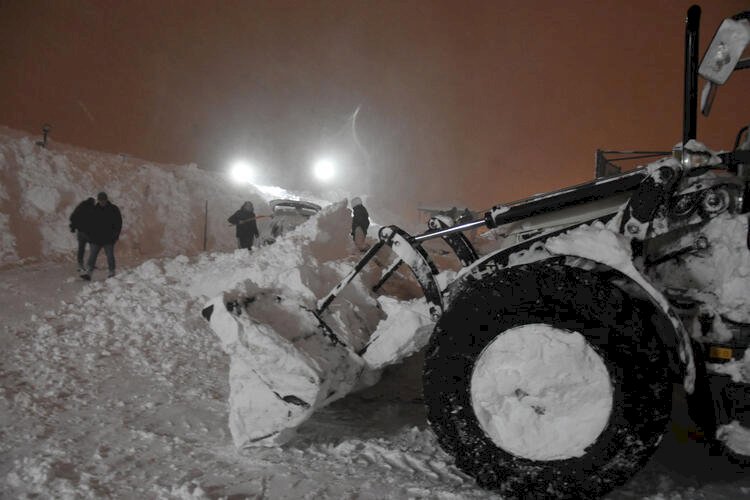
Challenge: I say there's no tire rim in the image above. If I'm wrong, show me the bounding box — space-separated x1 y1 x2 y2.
470 323 613 461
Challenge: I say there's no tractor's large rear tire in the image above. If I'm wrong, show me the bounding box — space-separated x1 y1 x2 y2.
424 261 672 499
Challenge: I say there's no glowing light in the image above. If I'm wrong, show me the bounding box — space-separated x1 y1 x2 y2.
312 158 336 183
229 159 256 184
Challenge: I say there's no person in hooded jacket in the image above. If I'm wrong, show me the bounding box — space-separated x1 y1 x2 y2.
350 197 370 252
69 196 96 273
228 201 260 251
82 192 122 280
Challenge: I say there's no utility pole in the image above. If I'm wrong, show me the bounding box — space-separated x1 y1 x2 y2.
203 200 208 251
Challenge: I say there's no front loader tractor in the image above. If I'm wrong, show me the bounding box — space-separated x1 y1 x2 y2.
204 6 749 499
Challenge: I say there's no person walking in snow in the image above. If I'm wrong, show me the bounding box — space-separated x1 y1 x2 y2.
228 201 260 251
81 192 122 280
69 196 96 274
350 197 370 252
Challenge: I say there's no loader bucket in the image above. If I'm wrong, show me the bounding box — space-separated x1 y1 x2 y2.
199 200 442 447
202 291 368 447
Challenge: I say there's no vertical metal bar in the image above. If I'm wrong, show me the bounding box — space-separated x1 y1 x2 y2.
372 258 402 293
683 5 701 145
316 241 384 314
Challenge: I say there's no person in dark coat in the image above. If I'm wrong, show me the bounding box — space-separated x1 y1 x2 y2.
69 197 96 273
82 192 122 280
228 201 260 251
351 197 370 252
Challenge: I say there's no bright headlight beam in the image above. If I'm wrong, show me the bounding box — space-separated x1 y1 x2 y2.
229 159 255 184
313 158 336 182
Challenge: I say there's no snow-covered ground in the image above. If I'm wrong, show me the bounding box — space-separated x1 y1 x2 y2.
3 128 750 499
3 258 750 500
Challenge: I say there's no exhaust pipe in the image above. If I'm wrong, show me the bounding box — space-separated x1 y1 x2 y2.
683 5 701 145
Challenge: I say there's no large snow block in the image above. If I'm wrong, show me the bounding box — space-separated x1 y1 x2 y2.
360 296 434 370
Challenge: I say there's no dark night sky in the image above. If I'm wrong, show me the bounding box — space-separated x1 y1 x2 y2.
1 0 748 218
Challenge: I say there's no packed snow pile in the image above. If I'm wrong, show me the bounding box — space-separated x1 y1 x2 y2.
201 200 435 448
0 126 273 267
647 211 750 327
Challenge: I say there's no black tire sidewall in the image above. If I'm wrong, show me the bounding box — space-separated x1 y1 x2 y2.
424 261 672 499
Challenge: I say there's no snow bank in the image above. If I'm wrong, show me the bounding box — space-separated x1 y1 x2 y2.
0 126 274 267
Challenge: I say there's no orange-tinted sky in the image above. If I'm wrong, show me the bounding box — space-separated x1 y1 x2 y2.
1 0 748 218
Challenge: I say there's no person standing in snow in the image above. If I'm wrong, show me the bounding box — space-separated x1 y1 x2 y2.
228 201 260 251
350 197 370 252
81 192 122 280
69 196 96 274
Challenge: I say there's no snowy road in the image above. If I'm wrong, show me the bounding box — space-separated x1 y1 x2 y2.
2 260 750 499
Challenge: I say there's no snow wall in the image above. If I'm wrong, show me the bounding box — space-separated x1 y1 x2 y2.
0 126 274 268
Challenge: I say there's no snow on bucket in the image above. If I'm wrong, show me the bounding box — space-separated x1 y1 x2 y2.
202 201 431 447
203 287 368 447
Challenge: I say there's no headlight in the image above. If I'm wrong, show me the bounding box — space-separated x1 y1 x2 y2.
673 148 713 169
229 159 257 184
312 158 337 183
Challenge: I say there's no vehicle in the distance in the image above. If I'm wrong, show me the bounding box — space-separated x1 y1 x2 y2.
262 199 322 244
